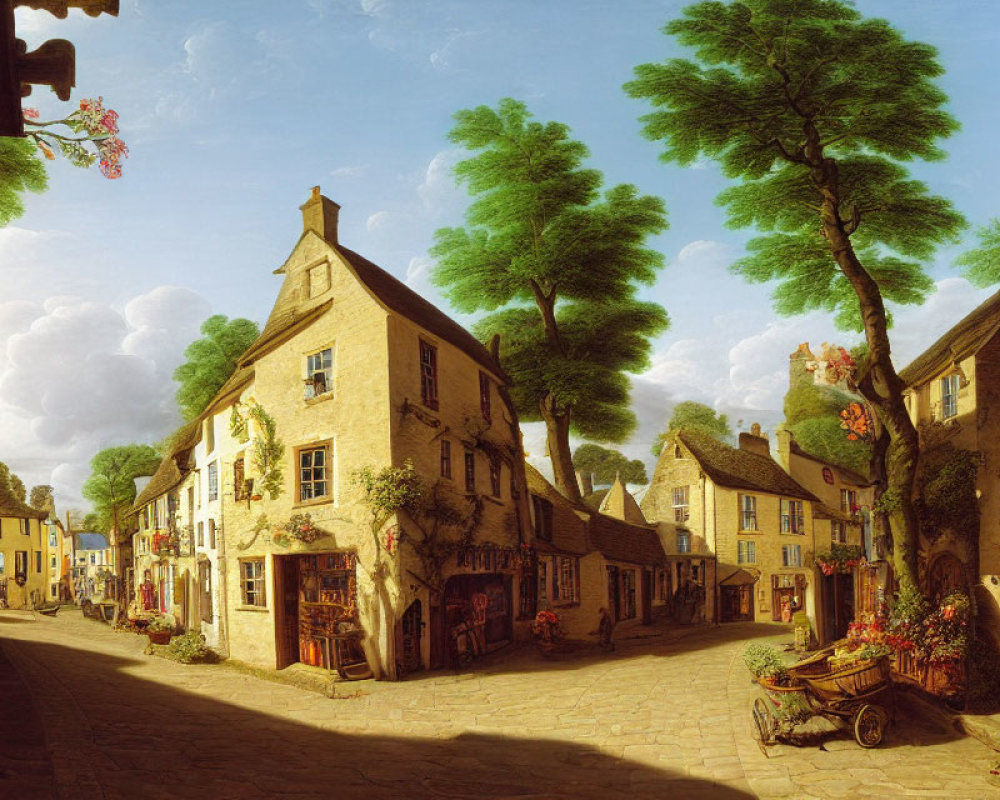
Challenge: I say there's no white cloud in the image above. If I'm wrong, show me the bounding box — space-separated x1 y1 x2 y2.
417 150 463 215
330 164 366 178
0 287 210 513
429 30 480 71
404 255 432 287
366 210 391 232
360 0 391 18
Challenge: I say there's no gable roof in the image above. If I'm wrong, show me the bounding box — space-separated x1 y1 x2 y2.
899 289 1000 387
337 245 507 382
74 533 108 551
678 429 817 502
131 419 201 513
587 512 665 567
599 476 648 525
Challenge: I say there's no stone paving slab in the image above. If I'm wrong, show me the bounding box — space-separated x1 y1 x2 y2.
2 609 999 799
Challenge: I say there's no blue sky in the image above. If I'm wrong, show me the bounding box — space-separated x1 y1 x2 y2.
2 0 999 514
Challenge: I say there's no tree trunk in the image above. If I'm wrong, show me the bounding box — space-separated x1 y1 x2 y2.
579 471 594 496
816 168 921 593
540 394 582 504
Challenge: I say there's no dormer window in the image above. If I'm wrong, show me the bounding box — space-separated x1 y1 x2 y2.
941 374 960 419
305 348 333 399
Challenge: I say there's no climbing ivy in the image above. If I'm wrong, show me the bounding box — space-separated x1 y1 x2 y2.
230 401 284 499
917 444 980 544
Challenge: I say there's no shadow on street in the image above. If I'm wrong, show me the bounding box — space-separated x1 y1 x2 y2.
2 635 756 800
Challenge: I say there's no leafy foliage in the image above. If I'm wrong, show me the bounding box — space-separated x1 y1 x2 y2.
353 460 424 532
0 137 47 225
573 443 647 486
956 218 1000 288
166 631 216 664
743 643 788 681
174 315 260 421
29 484 54 511
916 444 980 544
0 462 27 503
431 99 669 495
653 401 732 455
246 402 284 500
81 445 161 536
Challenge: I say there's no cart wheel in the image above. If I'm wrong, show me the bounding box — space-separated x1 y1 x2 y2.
751 697 775 746
854 704 887 748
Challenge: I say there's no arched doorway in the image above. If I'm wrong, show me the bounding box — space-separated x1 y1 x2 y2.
927 553 967 603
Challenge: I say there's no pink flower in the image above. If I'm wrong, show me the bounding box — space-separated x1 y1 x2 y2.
23 107 39 120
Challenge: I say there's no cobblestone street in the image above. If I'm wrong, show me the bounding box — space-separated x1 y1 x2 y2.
1 609 997 799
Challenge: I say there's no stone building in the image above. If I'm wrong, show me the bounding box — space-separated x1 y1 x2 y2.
775 428 875 643
136 188 534 679
0 484 47 609
898 289 1000 649
641 427 818 626
527 465 667 637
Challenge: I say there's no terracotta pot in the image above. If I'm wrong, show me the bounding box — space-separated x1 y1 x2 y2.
148 630 172 645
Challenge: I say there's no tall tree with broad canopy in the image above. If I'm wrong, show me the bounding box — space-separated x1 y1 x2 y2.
81 445 161 538
174 314 260 421
653 400 733 455
626 0 965 593
573 443 648 495
0 461 27 503
431 99 669 503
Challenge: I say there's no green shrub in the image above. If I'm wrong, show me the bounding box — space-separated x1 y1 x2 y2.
167 631 213 664
743 643 789 681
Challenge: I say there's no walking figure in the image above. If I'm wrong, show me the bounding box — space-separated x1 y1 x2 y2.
596 607 615 652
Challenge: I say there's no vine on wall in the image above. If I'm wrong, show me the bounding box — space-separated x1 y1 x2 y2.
230 400 285 499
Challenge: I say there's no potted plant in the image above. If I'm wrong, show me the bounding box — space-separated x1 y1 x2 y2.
531 610 564 649
146 615 174 645
743 643 791 686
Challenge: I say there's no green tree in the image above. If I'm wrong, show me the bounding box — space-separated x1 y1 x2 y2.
29 484 54 512
653 401 732 455
573 443 648 494
0 461 27 503
956 219 1000 287
431 99 669 503
81 445 161 538
0 138 47 225
626 0 965 592
174 315 260 421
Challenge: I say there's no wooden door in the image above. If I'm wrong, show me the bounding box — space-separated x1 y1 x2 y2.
273 556 300 670
398 600 423 676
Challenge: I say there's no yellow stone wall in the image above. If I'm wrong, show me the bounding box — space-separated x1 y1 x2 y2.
0 516 47 608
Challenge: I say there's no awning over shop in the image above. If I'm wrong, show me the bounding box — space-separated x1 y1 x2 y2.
718 565 761 586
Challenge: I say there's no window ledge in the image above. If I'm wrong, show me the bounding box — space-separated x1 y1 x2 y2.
304 392 335 407
483 495 504 506
738 530 761 535
236 605 269 613
292 497 334 510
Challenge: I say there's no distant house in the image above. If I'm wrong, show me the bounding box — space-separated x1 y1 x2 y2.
642 426 818 627
72 532 111 604
898 289 1000 650
527 465 667 636
0 485 47 609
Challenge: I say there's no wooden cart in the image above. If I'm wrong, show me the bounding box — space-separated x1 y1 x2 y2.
751 651 894 750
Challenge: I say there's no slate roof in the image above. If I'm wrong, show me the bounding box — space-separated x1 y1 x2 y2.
678 429 817 502
899 289 1000 387
239 300 333 369
74 533 108 551
587 513 665 567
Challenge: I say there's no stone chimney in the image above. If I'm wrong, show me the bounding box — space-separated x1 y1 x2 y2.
300 186 340 246
775 427 793 470
739 422 771 458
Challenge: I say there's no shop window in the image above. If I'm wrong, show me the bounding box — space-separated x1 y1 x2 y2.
419 340 439 411
240 558 266 607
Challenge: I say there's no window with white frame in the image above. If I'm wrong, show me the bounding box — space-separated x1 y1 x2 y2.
782 544 802 567
551 556 580 604
737 540 757 564
676 530 691 554
208 462 218 502
240 558 266 607
780 498 804 533
305 347 333 398
941 374 960 419
740 495 757 531
672 486 690 522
